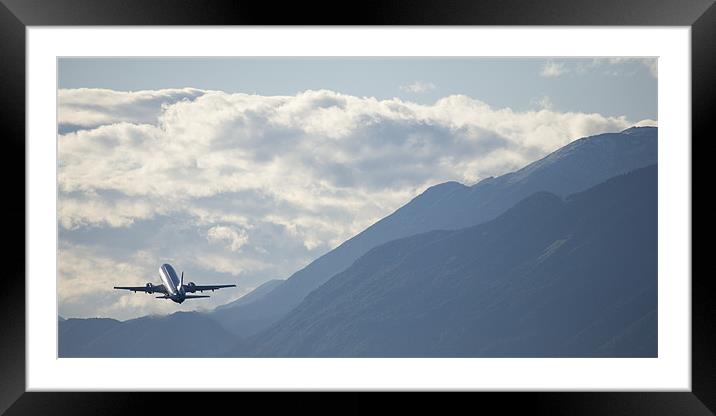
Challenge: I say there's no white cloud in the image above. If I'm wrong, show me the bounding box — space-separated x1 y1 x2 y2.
58 88 652 319
399 81 436 93
58 87 206 131
633 118 658 127
207 225 249 252
58 89 640 239
191 253 269 276
59 194 161 229
540 61 568 77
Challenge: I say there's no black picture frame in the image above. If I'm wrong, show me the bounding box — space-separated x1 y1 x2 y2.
1 0 709 414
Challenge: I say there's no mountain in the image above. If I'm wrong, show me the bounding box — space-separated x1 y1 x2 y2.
59 317 121 356
211 127 657 337
211 279 284 332
59 312 239 357
214 279 284 311
242 164 657 357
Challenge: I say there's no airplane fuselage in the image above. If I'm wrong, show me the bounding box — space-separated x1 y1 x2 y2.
114 263 234 302
159 263 187 303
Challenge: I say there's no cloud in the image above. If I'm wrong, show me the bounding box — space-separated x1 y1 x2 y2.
207 225 249 252
59 193 161 229
540 61 568 77
399 81 436 93
633 118 658 127
58 87 206 133
58 89 641 234
58 88 652 319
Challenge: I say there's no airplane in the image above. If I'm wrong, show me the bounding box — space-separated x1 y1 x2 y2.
114 263 236 304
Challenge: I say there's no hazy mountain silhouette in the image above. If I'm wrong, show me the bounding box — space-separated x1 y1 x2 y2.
211 279 284 332
59 127 657 358
240 164 657 357
215 279 284 311
59 311 239 357
211 127 657 337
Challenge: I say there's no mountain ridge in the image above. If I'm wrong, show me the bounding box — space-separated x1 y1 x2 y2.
59 311 240 357
241 164 657 357
210 127 657 337
59 127 658 357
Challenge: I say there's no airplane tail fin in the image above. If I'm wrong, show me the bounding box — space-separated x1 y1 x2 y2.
181 271 184 288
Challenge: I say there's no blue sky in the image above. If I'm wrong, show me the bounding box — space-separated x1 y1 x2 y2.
59 57 657 121
57 57 657 320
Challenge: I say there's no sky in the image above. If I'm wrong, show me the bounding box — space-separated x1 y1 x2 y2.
57 57 657 320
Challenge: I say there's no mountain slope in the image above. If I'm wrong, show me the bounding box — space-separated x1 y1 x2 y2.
212 127 657 336
214 279 284 311
243 164 657 357
211 279 284 332
59 312 239 357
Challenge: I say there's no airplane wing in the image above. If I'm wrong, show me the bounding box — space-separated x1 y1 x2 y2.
183 284 236 292
113 284 168 294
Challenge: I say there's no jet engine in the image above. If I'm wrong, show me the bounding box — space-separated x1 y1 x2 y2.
185 282 197 293
145 282 154 294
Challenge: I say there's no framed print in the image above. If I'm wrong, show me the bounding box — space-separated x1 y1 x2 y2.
3 0 711 414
